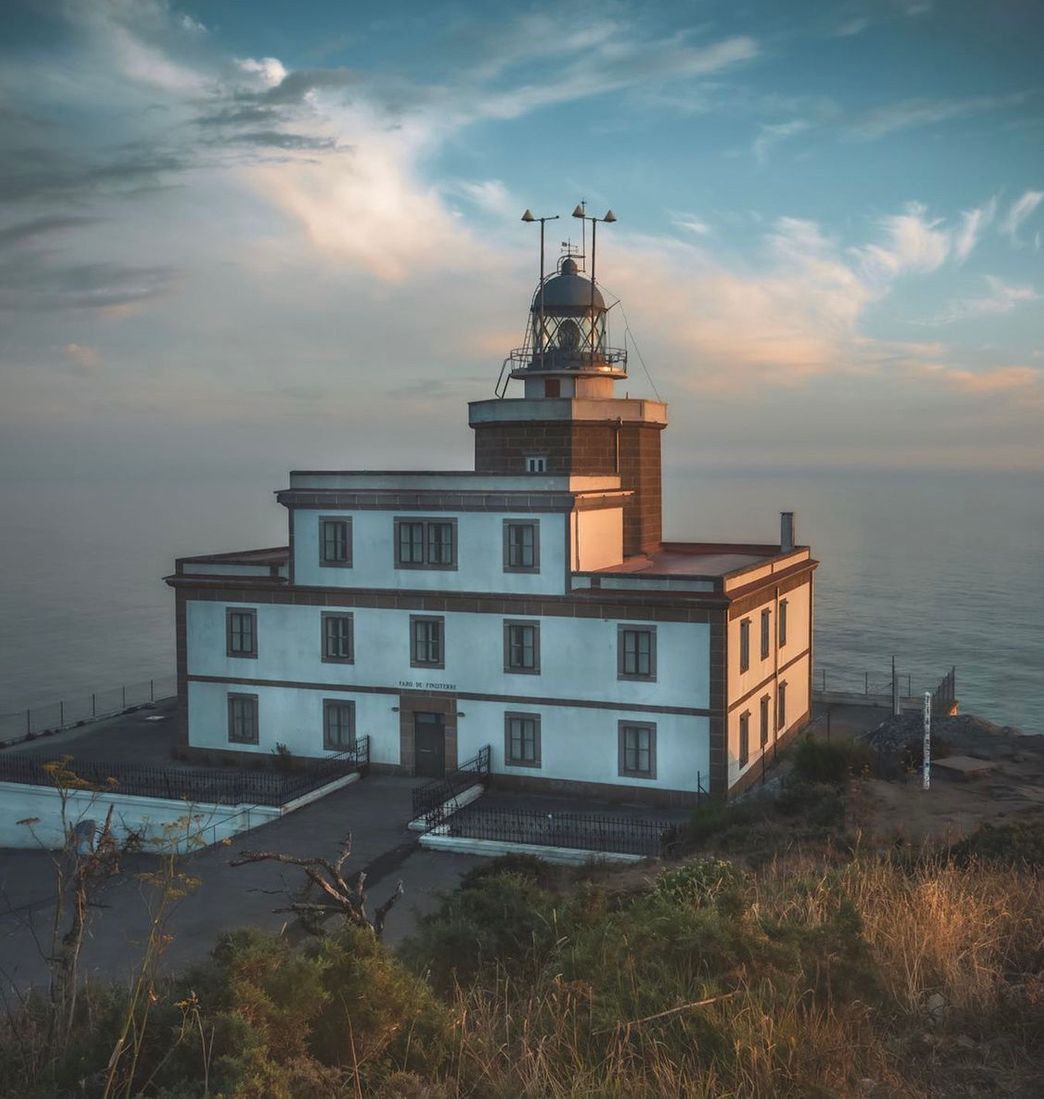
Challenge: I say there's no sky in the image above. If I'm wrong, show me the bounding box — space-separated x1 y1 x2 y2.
1 0 1042 481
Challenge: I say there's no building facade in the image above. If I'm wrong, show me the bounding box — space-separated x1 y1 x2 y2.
166 248 817 801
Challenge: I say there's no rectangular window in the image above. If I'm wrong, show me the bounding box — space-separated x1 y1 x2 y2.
504 712 541 767
227 693 258 745
619 722 656 779
321 612 354 663
323 699 355 751
504 620 540 674
525 455 547 473
760 608 771 660
739 618 750 673
319 516 352 567
779 599 788 647
226 608 257 659
395 518 457 569
503 520 540 572
410 615 444 668
618 625 656 680
739 711 750 768
760 695 771 748
777 681 788 731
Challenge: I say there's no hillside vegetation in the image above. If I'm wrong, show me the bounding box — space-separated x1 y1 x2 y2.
3 804 1042 1099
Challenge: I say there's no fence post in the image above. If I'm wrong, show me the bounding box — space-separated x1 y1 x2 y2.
907 674 911 697
92 693 96 718
59 701 64 728
122 685 127 709
26 709 31 736
864 671 868 695
150 679 155 702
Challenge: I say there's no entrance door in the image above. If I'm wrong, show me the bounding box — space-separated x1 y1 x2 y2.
414 712 446 778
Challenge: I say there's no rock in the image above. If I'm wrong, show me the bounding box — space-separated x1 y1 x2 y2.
926 992 947 1022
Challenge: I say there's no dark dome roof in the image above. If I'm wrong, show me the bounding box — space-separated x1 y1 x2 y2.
532 256 605 313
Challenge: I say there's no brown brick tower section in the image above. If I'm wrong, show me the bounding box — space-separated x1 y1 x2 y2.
473 419 664 555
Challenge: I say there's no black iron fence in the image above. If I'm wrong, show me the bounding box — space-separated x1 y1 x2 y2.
0 674 178 745
0 736 368 808
445 804 677 858
933 666 957 713
411 745 491 825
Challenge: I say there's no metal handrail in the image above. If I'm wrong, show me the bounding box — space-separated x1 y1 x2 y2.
505 346 628 373
411 745 491 824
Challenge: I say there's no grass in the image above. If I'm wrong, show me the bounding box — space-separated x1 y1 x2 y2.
3 824 1042 1098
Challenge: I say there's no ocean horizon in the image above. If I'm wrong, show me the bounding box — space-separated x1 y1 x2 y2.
1 467 1040 732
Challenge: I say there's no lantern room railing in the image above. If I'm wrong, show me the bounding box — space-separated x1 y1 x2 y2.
506 346 628 374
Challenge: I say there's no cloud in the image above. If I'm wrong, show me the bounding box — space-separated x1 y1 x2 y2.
237 57 288 88
940 365 1040 393
1000 190 1044 245
846 93 1031 141
917 276 1040 325
0 214 102 248
0 258 178 312
62 342 104 373
953 197 996 262
851 202 950 281
752 118 814 164
670 213 711 236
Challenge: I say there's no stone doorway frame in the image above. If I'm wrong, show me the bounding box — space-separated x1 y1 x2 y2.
399 691 458 776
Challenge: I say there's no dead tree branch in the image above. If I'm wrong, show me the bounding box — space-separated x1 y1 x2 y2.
230 833 404 940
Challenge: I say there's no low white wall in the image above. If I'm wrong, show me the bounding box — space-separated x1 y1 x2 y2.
419 829 645 865
0 772 357 853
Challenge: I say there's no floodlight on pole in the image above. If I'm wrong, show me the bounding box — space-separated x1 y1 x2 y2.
570 203 618 356
521 209 560 367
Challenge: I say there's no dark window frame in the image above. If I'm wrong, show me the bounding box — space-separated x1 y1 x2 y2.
226 607 258 659
760 608 771 661
777 681 788 731
618 624 657 681
779 598 788 647
739 710 750 768
320 612 354 664
503 519 540 573
504 711 541 768
739 618 751 673
760 694 771 748
503 619 541 675
323 698 356 751
318 515 353 568
394 517 458 570
410 614 445 669
618 721 657 779
227 692 259 745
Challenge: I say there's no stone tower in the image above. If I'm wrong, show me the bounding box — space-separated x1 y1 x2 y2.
469 234 667 556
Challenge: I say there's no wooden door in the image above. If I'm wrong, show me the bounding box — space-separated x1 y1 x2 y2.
414 712 446 778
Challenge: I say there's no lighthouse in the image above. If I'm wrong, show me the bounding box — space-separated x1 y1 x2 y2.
471 217 666 555
167 205 816 802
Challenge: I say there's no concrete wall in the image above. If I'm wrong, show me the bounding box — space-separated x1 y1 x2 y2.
292 510 568 594
185 601 711 791
573 508 624 571
0 780 278 853
727 580 812 706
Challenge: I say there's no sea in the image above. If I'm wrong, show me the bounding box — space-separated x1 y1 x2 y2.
0 470 1041 732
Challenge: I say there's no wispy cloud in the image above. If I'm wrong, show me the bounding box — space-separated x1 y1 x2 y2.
1000 190 1044 245
916 275 1040 325
953 197 996 262
846 93 1030 141
752 118 814 165
851 202 951 281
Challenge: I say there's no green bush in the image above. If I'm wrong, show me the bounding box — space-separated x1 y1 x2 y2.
950 816 1044 868
791 736 871 784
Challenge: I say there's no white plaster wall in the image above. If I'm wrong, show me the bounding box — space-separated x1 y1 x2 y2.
187 602 710 712
726 651 812 789
0 780 278 852
456 701 710 793
778 580 812 665
188 680 402 765
573 508 624 571
727 579 812 706
293 510 567 594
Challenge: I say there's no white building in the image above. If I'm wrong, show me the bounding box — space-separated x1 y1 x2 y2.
167 241 816 802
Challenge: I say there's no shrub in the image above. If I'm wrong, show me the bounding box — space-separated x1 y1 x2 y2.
950 816 1044 868
792 736 870 784
654 859 740 905
272 742 295 773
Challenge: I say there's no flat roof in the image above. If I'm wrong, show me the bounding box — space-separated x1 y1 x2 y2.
286 471 622 493
593 542 807 580
178 547 289 566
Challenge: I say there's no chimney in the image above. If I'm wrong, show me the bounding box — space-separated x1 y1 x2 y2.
780 511 795 554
